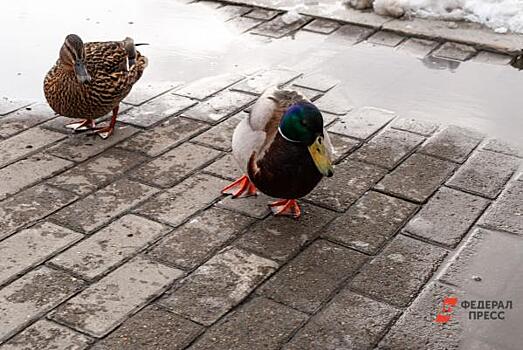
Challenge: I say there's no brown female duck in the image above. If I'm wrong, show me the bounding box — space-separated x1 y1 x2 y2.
44 34 147 138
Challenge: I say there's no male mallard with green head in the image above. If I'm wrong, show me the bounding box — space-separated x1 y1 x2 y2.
222 87 334 219
44 34 147 138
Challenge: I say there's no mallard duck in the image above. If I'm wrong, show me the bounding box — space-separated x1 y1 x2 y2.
44 34 148 138
222 87 334 218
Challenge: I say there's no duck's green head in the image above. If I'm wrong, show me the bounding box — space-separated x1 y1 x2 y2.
279 102 334 177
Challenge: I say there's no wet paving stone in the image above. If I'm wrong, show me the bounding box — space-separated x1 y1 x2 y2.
258 240 367 314
292 72 339 92
0 184 77 241
390 117 440 136
90 305 203 350
285 290 400 350
447 150 520 198
118 116 208 157
307 159 387 211
323 191 417 255
217 192 272 219
0 222 82 286
174 73 245 101
313 86 352 115
123 81 182 106
480 138 523 158
217 4 252 20
51 214 171 280
327 23 375 45
367 30 405 47
0 98 31 116
0 127 65 168
404 187 489 248
0 103 55 139
350 128 425 169
0 153 73 201
375 153 457 203
232 68 301 95
50 179 158 234
226 16 264 33
193 113 245 151
433 42 477 61
47 125 139 162
51 256 183 338
328 107 395 140
419 125 483 163
328 132 360 163
0 266 84 342
397 37 439 58
159 247 278 325
350 234 447 307
190 296 307 350
135 174 228 227
472 51 512 65
290 86 323 101
47 148 147 196
250 14 311 39
302 18 340 34
478 181 523 234
244 8 280 20
235 203 336 263
130 143 221 188
203 153 243 180
147 207 254 270
119 93 197 127
1 319 92 350
183 90 254 124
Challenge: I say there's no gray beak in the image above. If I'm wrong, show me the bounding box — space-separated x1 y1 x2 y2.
74 61 91 84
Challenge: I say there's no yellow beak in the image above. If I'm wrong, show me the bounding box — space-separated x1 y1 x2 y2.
308 136 334 177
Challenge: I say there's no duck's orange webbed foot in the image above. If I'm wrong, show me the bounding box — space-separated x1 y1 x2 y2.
221 175 257 198
268 199 301 219
65 119 96 132
90 125 114 139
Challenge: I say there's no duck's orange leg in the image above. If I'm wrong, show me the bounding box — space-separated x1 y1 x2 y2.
222 175 257 198
91 105 119 139
65 118 96 131
268 199 301 219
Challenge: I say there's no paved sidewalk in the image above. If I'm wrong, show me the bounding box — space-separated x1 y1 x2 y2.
0 1 522 349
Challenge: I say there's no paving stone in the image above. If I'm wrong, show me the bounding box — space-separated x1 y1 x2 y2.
324 191 417 254
90 305 203 350
307 159 387 211
377 282 462 350
0 97 31 116
0 184 77 241
193 113 244 151
447 150 519 198
0 319 92 350
41 115 112 134
289 86 323 101
135 174 228 227
0 222 82 286
118 116 208 157
190 296 307 350
0 153 73 200
350 235 447 307
50 179 158 234
375 153 457 203
285 290 400 350
292 72 339 92
302 18 340 34
0 103 55 138
203 153 243 180
244 8 280 20
313 86 352 115
327 23 375 45
174 73 244 101
51 214 171 280
478 181 523 234
159 247 278 325
232 68 301 95
51 256 183 338
123 81 182 106
390 116 440 136
47 148 147 196
250 14 311 39
183 90 254 124
433 42 477 61
351 128 425 169
326 132 359 163
119 93 197 127
130 143 221 188
397 37 439 58
420 125 483 163
322 112 338 126
328 107 395 140
367 30 405 47
217 192 272 219
47 125 139 162
0 127 65 168
405 187 489 247
300 5 390 28
217 4 252 20
0 266 84 342
472 51 513 65
226 16 263 33
258 240 367 314
196 0 223 9
236 203 336 262
147 207 254 270
481 138 523 158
